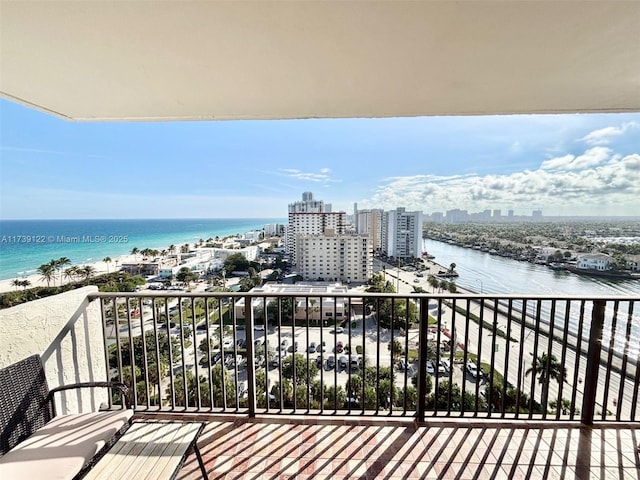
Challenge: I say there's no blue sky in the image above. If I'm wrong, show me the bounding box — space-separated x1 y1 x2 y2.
1 98 639 219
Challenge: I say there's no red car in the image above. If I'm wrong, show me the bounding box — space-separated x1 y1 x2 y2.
336 341 344 353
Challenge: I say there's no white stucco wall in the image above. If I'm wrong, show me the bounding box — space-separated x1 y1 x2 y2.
0 286 108 414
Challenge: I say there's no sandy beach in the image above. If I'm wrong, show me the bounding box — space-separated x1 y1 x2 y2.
0 253 139 294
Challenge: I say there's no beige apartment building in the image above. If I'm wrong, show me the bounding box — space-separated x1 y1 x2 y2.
298 229 372 283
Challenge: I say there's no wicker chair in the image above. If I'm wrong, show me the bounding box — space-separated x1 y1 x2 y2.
0 354 133 480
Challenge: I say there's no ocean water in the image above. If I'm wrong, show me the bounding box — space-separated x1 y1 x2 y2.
0 218 283 280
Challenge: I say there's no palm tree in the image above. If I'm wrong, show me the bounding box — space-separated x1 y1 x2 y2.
19 279 31 290
448 262 457 274
525 353 567 410
103 256 112 273
131 247 140 260
64 266 80 283
168 244 176 255
37 262 55 287
55 257 71 284
309 298 319 320
11 279 21 290
81 265 96 280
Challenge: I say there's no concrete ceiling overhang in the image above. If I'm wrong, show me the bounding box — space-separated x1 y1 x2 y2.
1 1 639 121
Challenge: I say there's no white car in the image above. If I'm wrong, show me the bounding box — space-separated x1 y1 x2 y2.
466 361 482 378
426 361 436 375
222 339 233 349
437 360 448 375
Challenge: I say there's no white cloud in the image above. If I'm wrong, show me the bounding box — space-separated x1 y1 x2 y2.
361 149 640 216
278 168 338 183
580 122 639 146
540 147 611 171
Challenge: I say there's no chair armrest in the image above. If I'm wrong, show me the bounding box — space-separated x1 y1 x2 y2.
49 381 131 410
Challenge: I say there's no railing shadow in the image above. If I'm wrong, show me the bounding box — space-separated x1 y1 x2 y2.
175 417 639 480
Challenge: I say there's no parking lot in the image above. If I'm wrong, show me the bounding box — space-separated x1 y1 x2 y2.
112 295 489 402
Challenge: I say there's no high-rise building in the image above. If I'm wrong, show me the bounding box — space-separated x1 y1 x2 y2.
355 208 383 253
287 211 347 264
286 192 341 263
298 229 372 283
288 191 330 213
445 209 468 224
263 223 285 236
430 212 444 223
382 207 424 259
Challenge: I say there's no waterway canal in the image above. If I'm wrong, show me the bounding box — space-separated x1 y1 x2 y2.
422 238 640 358
422 239 640 297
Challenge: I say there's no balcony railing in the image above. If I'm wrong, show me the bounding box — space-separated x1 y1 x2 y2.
90 291 639 424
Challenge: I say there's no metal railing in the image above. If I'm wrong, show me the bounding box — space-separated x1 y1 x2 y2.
90 291 639 424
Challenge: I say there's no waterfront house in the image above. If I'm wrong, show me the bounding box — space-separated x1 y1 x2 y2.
576 253 614 271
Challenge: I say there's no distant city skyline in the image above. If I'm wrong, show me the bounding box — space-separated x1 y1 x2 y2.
1 99 639 220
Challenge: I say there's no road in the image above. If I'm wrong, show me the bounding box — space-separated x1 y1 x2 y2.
380 259 637 418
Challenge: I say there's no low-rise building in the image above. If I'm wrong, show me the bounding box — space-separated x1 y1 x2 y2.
234 283 357 324
199 245 260 262
121 262 160 276
627 254 640 272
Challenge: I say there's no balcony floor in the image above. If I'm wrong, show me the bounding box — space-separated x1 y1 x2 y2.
170 415 639 480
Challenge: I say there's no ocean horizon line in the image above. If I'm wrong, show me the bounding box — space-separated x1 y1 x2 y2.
1 217 286 222
0 218 285 281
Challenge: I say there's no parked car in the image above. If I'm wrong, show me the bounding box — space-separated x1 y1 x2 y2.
196 323 208 331
319 341 327 352
280 339 288 350
270 354 280 368
222 339 233 349
437 360 447 375
309 342 317 353
349 355 359 371
237 338 246 349
334 327 344 334
338 355 348 370
254 324 265 331
466 361 482 378
315 355 323 368
398 359 412 372
336 341 344 353
326 355 336 370
212 351 222 364
426 361 436 375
